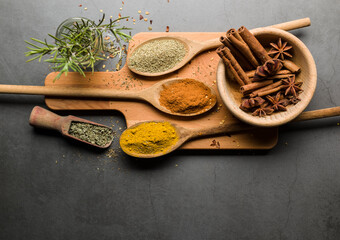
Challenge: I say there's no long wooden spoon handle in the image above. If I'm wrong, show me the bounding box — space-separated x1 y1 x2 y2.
293 106 340 122
190 121 252 139
269 17 311 31
190 106 340 138
200 38 224 52
0 84 143 100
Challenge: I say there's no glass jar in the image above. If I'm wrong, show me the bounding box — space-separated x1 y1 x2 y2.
55 17 103 67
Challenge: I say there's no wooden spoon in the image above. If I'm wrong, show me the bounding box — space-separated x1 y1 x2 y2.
120 106 340 158
29 106 113 148
0 78 216 117
127 18 311 77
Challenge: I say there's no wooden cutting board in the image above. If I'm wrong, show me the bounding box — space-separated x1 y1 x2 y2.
45 32 278 150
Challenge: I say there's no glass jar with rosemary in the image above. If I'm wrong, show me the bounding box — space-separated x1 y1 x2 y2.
25 14 131 80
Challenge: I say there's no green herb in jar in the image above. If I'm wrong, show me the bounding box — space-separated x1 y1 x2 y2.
128 39 187 73
68 122 114 146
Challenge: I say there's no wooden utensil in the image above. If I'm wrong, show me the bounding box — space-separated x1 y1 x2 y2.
127 18 311 77
29 106 113 148
120 106 340 158
0 78 216 117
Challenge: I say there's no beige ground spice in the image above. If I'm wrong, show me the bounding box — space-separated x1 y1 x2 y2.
128 39 186 73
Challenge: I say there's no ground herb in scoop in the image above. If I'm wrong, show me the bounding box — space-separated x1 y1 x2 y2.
68 122 113 146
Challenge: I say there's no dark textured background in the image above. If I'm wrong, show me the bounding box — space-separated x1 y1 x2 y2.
0 0 339 239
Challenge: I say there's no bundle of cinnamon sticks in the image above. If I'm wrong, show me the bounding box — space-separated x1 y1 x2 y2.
216 26 303 117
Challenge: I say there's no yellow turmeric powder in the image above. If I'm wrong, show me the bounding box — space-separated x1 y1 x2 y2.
120 121 179 155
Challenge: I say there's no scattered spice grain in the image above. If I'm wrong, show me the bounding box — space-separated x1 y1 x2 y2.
106 149 117 158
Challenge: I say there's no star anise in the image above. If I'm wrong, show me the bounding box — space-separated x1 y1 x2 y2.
240 96 265 111
253 59 283 81
287 95 301 105
268 38 293 60
252 102 274 117
266 92 289 111
282 75 303 97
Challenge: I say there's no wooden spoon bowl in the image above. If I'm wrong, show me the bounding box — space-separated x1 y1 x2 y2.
217 27 317 127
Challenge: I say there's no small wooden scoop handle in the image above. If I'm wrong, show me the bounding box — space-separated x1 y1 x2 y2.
29 106 63 131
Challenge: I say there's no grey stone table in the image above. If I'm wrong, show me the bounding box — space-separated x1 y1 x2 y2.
0 0 339 239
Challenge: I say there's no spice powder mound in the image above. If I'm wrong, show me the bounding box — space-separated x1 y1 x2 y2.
128 39 187 73
120 122 179 155
159 79 216 114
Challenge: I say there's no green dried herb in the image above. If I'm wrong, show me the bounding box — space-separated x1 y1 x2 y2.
25 14 131 80
68 122 114 146
128 39 186 73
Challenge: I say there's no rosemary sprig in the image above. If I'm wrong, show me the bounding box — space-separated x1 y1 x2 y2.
25 14 132 80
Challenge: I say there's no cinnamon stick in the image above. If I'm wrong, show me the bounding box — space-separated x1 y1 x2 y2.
249 72 295 82
238 26 271 64
250 80 283 97
283 60 301 73
226 29 260 68
266 74 295 80
240 80 273 95
216 46 245 86
257 86 284 97
220 36 253 71
222 47 252 85
245 69 257 78
217 46 252 85
246 69 292 78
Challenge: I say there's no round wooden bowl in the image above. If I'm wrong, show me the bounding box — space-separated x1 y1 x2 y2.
216 27 317 127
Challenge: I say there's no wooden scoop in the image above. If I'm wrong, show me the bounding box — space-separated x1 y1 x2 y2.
0 78 216 117
127 18 311 77
29 106 113 148
120 106 340 158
